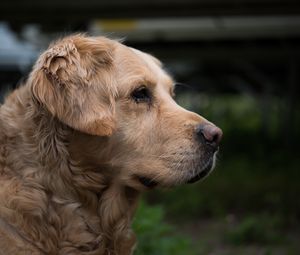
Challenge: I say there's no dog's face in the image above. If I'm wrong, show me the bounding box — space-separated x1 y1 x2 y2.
30 35 222 190
109 45 222 189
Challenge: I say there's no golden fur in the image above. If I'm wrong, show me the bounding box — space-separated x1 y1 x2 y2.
0 35 220 254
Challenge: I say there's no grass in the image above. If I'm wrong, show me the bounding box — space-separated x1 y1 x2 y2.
225 214 284 245
133 201 196 255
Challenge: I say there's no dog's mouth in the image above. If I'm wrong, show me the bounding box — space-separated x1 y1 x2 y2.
136 153 216 188
186 158 214 184
137 176 158 188
137 163 213 188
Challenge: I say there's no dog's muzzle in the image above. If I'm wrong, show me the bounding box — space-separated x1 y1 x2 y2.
187 158 214 183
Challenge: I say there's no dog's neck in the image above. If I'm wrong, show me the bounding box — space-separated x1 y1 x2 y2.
0 85 139 254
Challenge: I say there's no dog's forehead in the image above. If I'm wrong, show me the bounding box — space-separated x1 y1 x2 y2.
115 44 174 91
134 48 174 92
129 48 166 79
130 48 162 67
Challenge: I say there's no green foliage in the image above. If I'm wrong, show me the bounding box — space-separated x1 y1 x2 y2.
133 200 196 255
225 214 283 245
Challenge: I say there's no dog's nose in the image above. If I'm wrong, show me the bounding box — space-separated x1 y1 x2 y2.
196 124 223 150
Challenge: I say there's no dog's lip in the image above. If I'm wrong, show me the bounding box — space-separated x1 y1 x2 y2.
187 160 213 184
137 176 158 188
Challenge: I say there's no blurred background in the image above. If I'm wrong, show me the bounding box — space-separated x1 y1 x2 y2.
1 0 300 254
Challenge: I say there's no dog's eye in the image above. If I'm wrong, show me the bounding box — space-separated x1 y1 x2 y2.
131 86 151 103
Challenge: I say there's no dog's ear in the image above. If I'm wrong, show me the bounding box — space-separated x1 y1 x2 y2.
30 35 117 136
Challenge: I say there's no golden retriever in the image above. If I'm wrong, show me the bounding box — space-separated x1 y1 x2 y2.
0 34 222 254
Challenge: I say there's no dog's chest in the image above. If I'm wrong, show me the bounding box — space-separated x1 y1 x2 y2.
52 200 104 254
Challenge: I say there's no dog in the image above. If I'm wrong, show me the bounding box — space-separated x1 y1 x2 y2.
0 34 222 254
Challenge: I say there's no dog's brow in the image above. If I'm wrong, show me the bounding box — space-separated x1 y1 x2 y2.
126 77 157 96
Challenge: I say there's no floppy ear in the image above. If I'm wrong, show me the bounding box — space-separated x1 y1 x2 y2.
30 35 117 136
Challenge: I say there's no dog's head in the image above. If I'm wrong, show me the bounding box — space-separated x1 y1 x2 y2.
30 35 222 190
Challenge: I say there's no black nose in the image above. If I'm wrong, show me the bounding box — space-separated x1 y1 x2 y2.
196 124 223 150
